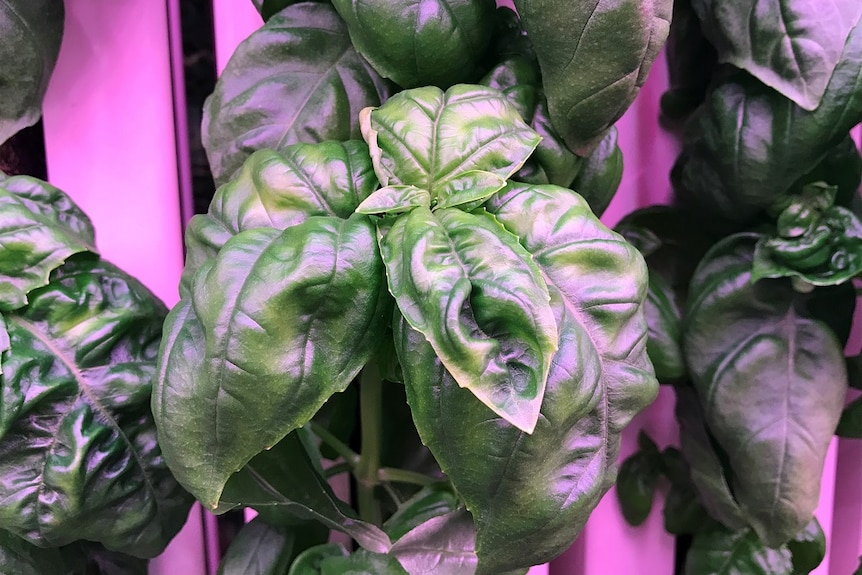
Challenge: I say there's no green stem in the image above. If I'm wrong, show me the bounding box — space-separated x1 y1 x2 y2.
307 421 360 466
378 467 439 487
323 461 353 478
356 361 383 525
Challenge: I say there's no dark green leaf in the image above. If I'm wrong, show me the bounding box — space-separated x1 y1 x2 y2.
183 141 378 292
381 206 557 433
480 55 582 187
692 0 862 110
791 135 862 208
0 529 70 575
288 544 349 575
82 546 148 575
661 0 717 120
643 272 685 381
683 234 847 546
513 0 672 154
0 176 96 310
663 481 710 536
155 216 390 508
360 85 540 210
252 0 319 22
570 127 623 217
384 483 460 542
389 509 478 574
203 3 390 185
318 549 408 575
0 0 64 144
312 386 357 461
398 183 656 574
854 556 862 575
217 517 325 575
675 23 862 222
617 445 663 526
0 258 191 557
685 526 794 575
787 518 826 574
836 395 862 438
219 432 389 554
331 0 495 89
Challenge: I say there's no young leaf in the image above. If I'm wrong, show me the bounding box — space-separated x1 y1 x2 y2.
331 0 496 89
397 183 656 574
685 526 794 575
389 509 478 575
288 544 349 575
217 517 324 575
360 85 540 208
616 432 663 526
0 258 192 557
0 177 97 310
380 206 558 433
0 0 64 145
355 185 431 215
513 0 672 154
155 217 390 508
684 234 848 546
384 484 460 542
837 396 862 438
787 518 826 574
203 3 390 185
691 0 862 111
183 141 378 292
219 433 390 555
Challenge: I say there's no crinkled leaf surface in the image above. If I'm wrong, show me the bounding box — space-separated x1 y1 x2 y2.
219 433 389 554
331 0 495 89
380 206 557 433
203 3 390 185
360 85 539 209
155 216 389 507
183 141 378 291
481 55 581 187
0 0 64 144
217 517 324 575
0 176 96 310
513 0 671 154
397 183 656 574
683 234 847 546
570 127 623 218
692 0 862 110
0 258 191 557
676 22 862 222
685 526 793 575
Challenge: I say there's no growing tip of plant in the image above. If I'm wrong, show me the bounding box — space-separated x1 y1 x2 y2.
359 106 387 187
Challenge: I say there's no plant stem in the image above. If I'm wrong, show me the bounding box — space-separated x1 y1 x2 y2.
307 421 360 466
378 467 439 487
356 361 383 525
323 460 353 478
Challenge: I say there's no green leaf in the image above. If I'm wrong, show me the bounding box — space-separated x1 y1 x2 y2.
355 185 431 215
663 481 710 536
389 509 478 575
643 272 685 382
685 526 794 575
837 395 862 438
360 85 540 207
480 55 582 187
252 0 320 22
331 0 495 89
318 549 408 575
219 433 391 554
692 0 862 111
513 0 672 154
791 135 862 208
683 234 848 546
81 546 149 575
0 176 97 310
854 556 862 575
787 518 826 574
203 3 390 185
183 141 378 292
155 216 390 508
383 483 460 542
0 529 71 575
311 386 357 461
289 544 349 575
616 432 663 526
661 0 717 120
570 127 623 218
380 206 557 433
675 22 862 222
217 517 325 575
0 258 192 557
398 183 656 574
0 0 64 144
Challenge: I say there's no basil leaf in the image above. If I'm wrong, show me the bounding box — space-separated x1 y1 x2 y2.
684 234 847 545
513 0 672 154
331 0 495 89
82 546 148 575
217 517 325 575
398 183 655 574
617 432 663 526
570 127 623 218
0 258 191 557
837 395 862 438
252 0 318 22
360 85 540 209
481 55 582 188
661 0 717 120
676 23 862 222
0 176 97 310
692 0 862 111
203 3 390 185
155 216 389 508
685 526 794 575
792 135 862 209
389 509 478 575
384 484 460 542
0 0 64 144
220 432 388 553
643 273 685 381
183 141 377 291
319 550 408 575
787 518 826 574
0 529 71 575
381 206 557 433
289 544 349 575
